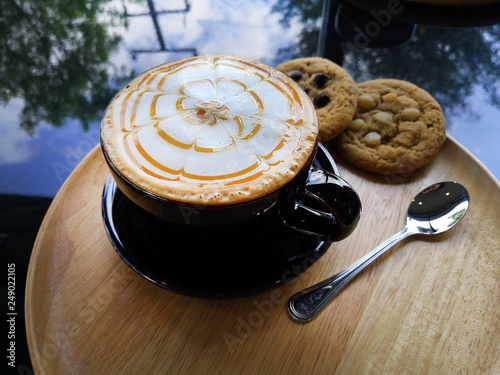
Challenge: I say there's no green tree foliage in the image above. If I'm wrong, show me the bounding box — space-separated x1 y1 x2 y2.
0 0 127 135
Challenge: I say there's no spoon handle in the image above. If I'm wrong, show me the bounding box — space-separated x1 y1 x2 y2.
288 226 414 322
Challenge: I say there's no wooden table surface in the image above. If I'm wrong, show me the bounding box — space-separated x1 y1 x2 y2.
26 136 500 374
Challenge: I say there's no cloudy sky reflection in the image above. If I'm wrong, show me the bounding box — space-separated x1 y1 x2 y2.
107 0 302 72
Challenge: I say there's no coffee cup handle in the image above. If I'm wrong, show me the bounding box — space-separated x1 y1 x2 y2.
281 167 361 241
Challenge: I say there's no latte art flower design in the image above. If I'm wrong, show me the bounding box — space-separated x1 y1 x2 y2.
170 77 266 153
104 56 317 203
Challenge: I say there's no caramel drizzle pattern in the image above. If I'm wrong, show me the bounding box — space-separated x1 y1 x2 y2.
119 58 305 186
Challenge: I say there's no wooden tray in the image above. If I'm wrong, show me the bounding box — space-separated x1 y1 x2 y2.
26 136 500 374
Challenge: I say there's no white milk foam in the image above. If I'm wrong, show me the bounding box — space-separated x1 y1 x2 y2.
101 55 318 205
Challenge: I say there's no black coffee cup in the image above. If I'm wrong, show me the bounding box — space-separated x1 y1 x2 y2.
101 55 362 241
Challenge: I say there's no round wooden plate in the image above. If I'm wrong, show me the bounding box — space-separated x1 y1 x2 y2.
26 137 500 374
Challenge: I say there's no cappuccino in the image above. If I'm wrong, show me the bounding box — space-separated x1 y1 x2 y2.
101 55 318 205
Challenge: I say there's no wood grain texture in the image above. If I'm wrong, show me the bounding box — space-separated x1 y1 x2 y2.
25 136 500 375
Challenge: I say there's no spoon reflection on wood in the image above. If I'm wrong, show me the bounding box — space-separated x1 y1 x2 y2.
288 181 470 322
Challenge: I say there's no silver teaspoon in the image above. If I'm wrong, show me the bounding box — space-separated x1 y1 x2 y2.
288 181 469 322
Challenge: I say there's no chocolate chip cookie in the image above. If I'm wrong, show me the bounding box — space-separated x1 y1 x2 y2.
276 57 357 143
334 79 446 175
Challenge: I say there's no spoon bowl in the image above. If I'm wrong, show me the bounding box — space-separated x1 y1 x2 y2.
288 181 469 322
407 182 469 235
